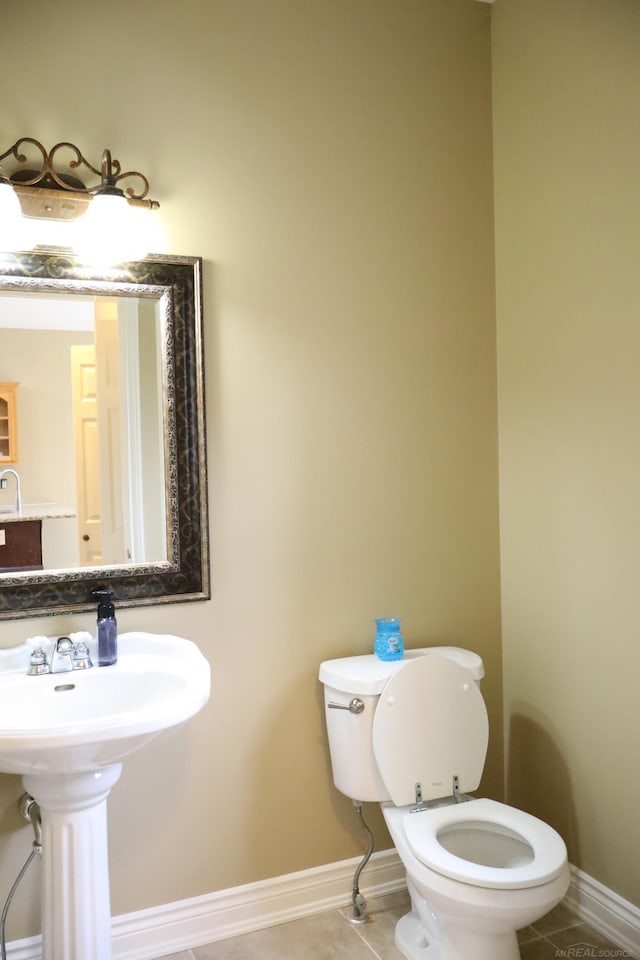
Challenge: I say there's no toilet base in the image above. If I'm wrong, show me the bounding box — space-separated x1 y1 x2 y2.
395 905 521 960
395 911 437 959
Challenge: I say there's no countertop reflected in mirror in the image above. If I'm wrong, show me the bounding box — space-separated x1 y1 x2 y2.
0 504 75 521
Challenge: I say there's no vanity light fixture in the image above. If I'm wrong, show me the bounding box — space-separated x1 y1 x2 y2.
0 137 160 263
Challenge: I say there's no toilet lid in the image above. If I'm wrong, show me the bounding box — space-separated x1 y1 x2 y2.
372 655 488 806
403 798 568 889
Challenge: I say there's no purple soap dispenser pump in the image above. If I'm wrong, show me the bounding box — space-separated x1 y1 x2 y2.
93 588 118 666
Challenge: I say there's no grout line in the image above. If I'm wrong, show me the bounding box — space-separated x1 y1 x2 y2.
337 905 387 960
349 922 385 960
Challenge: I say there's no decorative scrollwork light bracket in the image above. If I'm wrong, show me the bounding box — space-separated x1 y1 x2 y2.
0 137 159 221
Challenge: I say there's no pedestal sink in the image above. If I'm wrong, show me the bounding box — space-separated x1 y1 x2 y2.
0 631 211 960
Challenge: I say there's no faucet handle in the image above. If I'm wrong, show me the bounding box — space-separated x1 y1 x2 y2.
70 631 94 670
26 635 48 649
26 636 51 676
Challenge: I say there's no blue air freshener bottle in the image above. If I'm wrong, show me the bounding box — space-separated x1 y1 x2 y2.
374 617 404 661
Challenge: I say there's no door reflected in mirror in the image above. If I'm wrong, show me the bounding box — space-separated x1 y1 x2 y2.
0 290 169 572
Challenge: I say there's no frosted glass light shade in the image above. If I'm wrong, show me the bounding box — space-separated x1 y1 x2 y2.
0 181 27 251
74 193 153 264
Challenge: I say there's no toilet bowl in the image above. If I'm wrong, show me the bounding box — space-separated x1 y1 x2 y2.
319 648 570 960
384 799 569 960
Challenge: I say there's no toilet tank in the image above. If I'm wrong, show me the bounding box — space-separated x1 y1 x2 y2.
318 647 484 803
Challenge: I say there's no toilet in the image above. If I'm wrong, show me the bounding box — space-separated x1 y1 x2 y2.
319 647 570 960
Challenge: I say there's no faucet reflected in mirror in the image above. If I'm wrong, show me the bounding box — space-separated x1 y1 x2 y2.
0 468 21 516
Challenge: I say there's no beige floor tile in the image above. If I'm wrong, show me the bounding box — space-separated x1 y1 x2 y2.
192 909 377 960
532 901 582 936
517 924 541 945
345 890 411 959
547 921 635 956
519 938 562 960
155 894 637 960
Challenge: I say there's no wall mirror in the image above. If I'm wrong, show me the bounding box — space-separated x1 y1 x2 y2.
0 250 209 620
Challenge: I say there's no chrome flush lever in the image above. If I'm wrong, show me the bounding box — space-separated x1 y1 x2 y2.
327 698 365 714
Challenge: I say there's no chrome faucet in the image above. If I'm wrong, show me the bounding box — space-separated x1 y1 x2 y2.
51 636 74 673
0 468 21 516
26 632 94 675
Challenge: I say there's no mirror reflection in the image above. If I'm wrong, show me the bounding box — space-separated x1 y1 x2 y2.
0 290 168 573
0 252 208 621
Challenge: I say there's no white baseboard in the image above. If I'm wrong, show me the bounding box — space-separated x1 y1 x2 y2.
111 847 406 960
5 849 406 960
564 864 640 957
6 857 639 960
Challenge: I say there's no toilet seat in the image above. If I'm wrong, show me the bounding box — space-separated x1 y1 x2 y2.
403 798 568 890
372 655 489 805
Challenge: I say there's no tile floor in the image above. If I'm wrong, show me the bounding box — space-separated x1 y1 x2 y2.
157 891 636 960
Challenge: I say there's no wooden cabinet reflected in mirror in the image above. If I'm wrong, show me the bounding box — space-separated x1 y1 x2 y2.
0 251 209 620
0 519 42 572
0 382 18 463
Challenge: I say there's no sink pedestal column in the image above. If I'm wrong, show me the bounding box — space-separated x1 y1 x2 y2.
23 763 123 960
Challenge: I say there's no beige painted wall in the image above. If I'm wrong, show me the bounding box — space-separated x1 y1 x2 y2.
493 0 640 906
0 0 500 940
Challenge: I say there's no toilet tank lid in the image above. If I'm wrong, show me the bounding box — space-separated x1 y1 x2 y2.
319 646 484 695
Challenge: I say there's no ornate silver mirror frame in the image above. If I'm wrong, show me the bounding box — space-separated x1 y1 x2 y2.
0 250 209 620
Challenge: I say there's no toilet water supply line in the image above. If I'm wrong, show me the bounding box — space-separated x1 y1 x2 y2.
348 800 375 925
0 795 42 960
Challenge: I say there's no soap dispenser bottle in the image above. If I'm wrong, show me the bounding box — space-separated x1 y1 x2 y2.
93 589 117 666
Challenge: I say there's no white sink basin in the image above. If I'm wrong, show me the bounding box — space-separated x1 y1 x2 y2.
0 631 211 774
